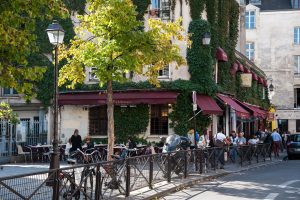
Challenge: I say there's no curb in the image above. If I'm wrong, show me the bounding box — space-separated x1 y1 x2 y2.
138 160 282 200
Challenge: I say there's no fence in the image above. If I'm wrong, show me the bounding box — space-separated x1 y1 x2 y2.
0 144 272 200
0 120 48 158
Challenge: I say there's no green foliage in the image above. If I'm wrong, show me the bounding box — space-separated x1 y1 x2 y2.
114 105 149 142
187 19 217 96
64 0 87 15
0 102 19 124
132 0 151 21
0 0 67 99
169 92 211 135
187 0 205 20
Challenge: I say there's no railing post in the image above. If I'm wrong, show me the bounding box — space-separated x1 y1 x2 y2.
167 153 171 183
240 147 243 167
263 144 266 162
52 170 60 200
125 159 130 197
149 155 153 189
95 165 101 200
199 149 203 174
213 148 216 170
184 151 187 178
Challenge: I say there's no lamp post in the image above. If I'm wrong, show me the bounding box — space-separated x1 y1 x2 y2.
46 20 65 171
192 32 211 149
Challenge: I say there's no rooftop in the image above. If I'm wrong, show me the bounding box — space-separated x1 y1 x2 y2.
247 0 300 11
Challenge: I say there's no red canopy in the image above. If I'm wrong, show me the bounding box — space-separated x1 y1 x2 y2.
196 94 223 115
217 94 250 119
252 72 258 81
237 61 245 72
216 47 228 62
59 90 179 105
235 100 267 119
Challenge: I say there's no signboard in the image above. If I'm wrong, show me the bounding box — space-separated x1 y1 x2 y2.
240 73 252 87
192 91 197 111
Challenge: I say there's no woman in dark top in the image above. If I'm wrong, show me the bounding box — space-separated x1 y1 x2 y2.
70 129 82 152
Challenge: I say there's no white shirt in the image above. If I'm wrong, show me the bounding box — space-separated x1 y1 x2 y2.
248 138 259 145
214 132 226 141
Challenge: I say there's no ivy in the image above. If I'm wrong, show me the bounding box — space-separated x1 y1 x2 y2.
169 92 211 135
187 19 217 96
187 0 205 20
132 0 151 21
114 105 149 142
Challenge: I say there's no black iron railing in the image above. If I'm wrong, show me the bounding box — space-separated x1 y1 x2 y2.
0 143 272 199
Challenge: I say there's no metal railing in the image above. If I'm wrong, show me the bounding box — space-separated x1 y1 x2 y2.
0 144 272 199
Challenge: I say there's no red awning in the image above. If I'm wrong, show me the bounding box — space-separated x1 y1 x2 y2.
217 94 250 119
196 94 223 115
59 90 179 105
237 61 244 72
216 47 228 62
235 100 267 119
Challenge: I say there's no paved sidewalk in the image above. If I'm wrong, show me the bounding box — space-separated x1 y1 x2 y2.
124 157 285 200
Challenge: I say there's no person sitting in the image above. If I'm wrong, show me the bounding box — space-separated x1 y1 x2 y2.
236 132 246 146
85 136 94 154
248 135 259 145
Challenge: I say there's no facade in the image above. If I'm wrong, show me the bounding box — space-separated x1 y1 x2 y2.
245 0 300 133
58 0 269 143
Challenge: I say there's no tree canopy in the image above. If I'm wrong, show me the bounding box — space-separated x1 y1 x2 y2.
58 0 190 160
0 0 67 99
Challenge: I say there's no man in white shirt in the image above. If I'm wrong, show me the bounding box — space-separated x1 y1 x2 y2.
213 128 226 169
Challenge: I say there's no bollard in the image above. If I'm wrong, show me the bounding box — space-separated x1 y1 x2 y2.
52 170 60 200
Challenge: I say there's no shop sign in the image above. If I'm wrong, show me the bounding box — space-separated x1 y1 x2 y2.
240 73 252 87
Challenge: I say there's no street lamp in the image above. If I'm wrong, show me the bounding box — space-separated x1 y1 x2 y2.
46 20 65 171
202 32 211 45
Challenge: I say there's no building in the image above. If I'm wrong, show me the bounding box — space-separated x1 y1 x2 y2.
57 0 270 143
245 0 300 133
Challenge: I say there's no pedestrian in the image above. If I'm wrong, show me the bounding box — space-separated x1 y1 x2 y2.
70 129 83 152
64 138 72 159
271 128 282 158
187 129 199 149
213 128 227 169
198 130 209 149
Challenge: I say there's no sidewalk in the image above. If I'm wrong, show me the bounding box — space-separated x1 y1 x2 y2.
123 156 285 200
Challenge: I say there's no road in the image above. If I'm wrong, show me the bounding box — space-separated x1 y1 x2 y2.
161 160 300 200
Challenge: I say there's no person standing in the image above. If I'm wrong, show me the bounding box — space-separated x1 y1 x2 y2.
70 129 82 152
271 128 282 158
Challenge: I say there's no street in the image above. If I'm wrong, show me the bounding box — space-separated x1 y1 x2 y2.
161 160 300 200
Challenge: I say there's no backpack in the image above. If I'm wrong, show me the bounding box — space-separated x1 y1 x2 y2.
214 133 225 147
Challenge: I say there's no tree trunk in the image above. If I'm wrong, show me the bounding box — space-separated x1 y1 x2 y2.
106 80 114 161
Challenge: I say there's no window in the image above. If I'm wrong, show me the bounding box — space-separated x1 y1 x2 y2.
277 119 288 134
88 67 99 81
3 88 18 96
150 105 169 135
158 65 169 78
89 106 107 136
294 88 300 108
245 42 255 61
150 0 170 20
249 0 261 5
294 27 300 44
292 0 300 9
294 55 300 74
245 11 255 29
296 120 300 132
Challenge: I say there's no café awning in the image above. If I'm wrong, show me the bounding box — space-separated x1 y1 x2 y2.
216 94 250 119
59 90 179 105
196 94 223 115
215 47 228 62
236 101 267 119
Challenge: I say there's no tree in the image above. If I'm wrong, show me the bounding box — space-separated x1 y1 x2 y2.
0 0 67 98
58 0 189 160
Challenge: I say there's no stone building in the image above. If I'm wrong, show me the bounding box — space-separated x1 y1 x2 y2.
245 0 300 133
